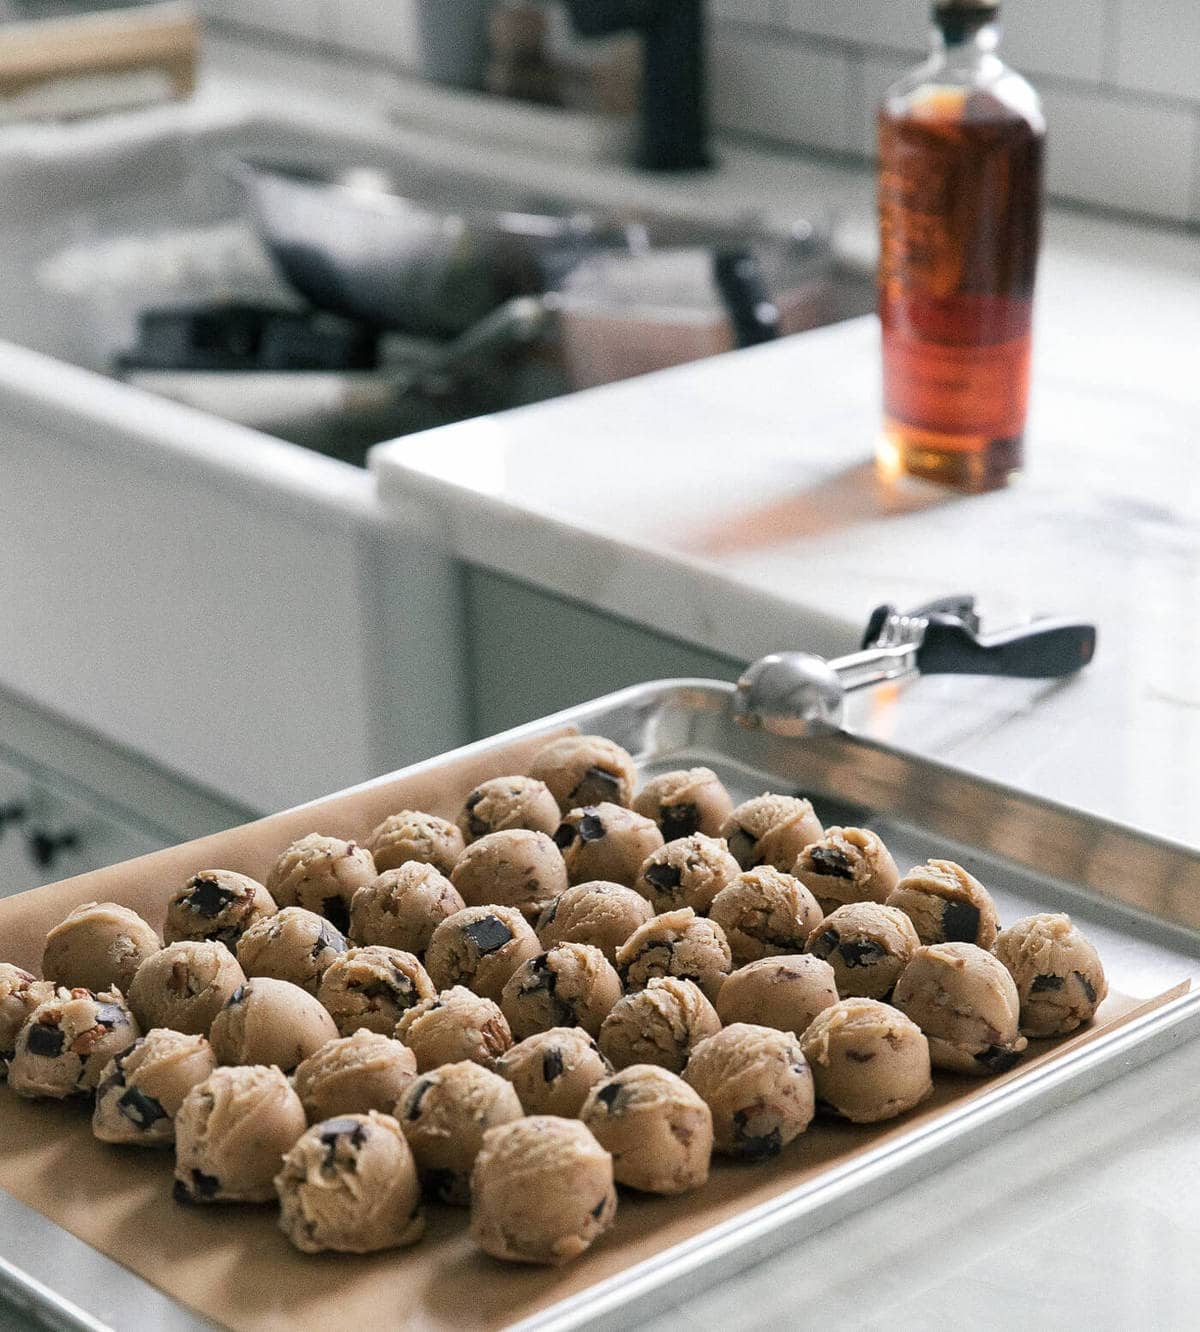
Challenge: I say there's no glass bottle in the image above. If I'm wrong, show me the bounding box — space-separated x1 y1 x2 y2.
877 0 1045 492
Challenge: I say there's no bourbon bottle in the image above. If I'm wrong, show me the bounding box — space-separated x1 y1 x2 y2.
877 0 1044 491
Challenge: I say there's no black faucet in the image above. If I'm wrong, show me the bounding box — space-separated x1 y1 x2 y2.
560 0 711 172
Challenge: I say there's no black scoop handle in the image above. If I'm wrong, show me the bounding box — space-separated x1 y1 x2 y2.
916 614 1097 679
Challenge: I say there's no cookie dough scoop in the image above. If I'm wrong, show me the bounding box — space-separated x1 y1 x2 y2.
235 906 348 996
424 905 541 1002
581 1064 713 1194
265 833 377 935
710 867 823 965
800 998 932 1124
683 1023 814 1160
793 827 900 915
317 945 435 1036
163 871 276 948
617 907 732 1002
394 986 513 1072
42 901 160 994
0 964 59 1068
500 942 622 1040
127 940 246 1037
458 775 561 841
9 988 140 1099
527 734 638 813
598 976 720 1074
719 794 824 872
396 1060 523 1204
805 902 920 1000
470 1116 617 1266
294 1029 417 1121
535 881 653 963
349 863 465 954
451 829 568 921
494 1027 611 1117
93 1028 216 1145
886 859 1000 950
210 977 338 1072
367 811 464 877
554 804 664 888
716 954 839 1038
276 1111 424 1254
893 942 1028 1074
634 834 740 914
633 767 734 840
994 913 1108 1037
174 1064 306 1204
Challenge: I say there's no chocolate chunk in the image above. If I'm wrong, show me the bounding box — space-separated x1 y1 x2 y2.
26 1022 65 1058
541 1047 565 1082
727 828 757 868
590 1195 610 1218
1074 971 1098 1005
660 802 700 840
464 791 489 839
595 1081 624 1112
188 876 237 919
226 985 246 1007
321 896 350 935
539 897 559 927
462 915 514 955
93 1003 127 1028
806 846 855 880
190 1168 220 1200
1029 973 1065 993
845 1049 875 1063
552 823 577 850
578 813 606 843
974 1044 1021 1073
311 921 347 960
117 1085 168 1129
422 1167 460 1204
320 1117 367 1165
837 939 887 968
732 1110 783 1161
643 862 683 894
940 899 981 943
807 929 839 960
406 1077 434 1120
571 767 621 807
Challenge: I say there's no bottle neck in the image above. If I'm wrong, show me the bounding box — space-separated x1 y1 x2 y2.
931 10 1001 75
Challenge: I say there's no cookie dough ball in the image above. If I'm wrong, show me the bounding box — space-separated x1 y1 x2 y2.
633 767 734 841
535 881 653 963
0 964 58 1064
500 943 622 1040
127 940 246 1037
163 871 276 948
994 913 1108 1037
617 907 731 1002
276 1111 423 1253
395 986 513 1072
451 829 568 921
528 734 637 813
367 811 464 877
459 775 561 842
42 902 160 994
634 834 740 915
425 905 541 1002
886 859 1000 950
806 903 920 1000
174 1064 306 1204
235 906 347 996
710 867 823 965
397 1060 523 1204
348 863 464 954
294 1029 417 1121
470 1116 617 1266
792 826 900 916
9 988 139 1099
554 803 664 890
317 946 435 1037
581 1064 712 1194
683 1023 814 1160
265 834 377 935
893 943 1028 1074
210 977 338 1072
716 954 838 1038
494 1028 611 1117
93 1028 216 1146
800 998 932 1123
599 977 720 1074
720 794 824 872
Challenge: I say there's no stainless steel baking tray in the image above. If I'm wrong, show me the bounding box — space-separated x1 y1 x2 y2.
4 677 1200 1332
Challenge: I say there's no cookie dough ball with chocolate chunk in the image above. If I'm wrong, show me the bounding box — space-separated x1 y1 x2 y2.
93 1028 216 1146
367 811 464 877
683 1024 814 1160
710 867 823 965
893 943 1028 1074
535 881 653 963
494 1028 611 1117
128 940 246 1037
425 905 541 1002
210 977 338 1072
43 901 160 994
470 1116 617 1266
396 1060 523 1204
317 946 435 1037
805 903 920 1000
276 1111 423 1253
528 734 637 814
994 913 1108 1037
633 767 734 841
720 794 824 872
458 775 561 842
9 988 139 1098
581 1064 712 1194
235 906 347 996
500 942 621 1040
634 834 740 915
265 834 377 935
793 827 900 915
0 964 59 1066
555 804 664 889
163 871 276 948
716 954 838 1038
395 986 513 1072
451 829 568 922
294 1029 417 1121
349 863 464 954
174 1064 306 1204
617 908 731 1002
599 977 720 1074
886 859 1000 950
800 998 932 1123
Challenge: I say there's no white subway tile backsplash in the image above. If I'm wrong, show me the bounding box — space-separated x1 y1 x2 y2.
855 53 910 157
783 0 926 53
1000 0 1106 84
711 0 778 25
1114 0 1200 101
331 0 422 73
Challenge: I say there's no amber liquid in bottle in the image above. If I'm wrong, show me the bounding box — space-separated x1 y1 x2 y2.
878 18 1044 492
